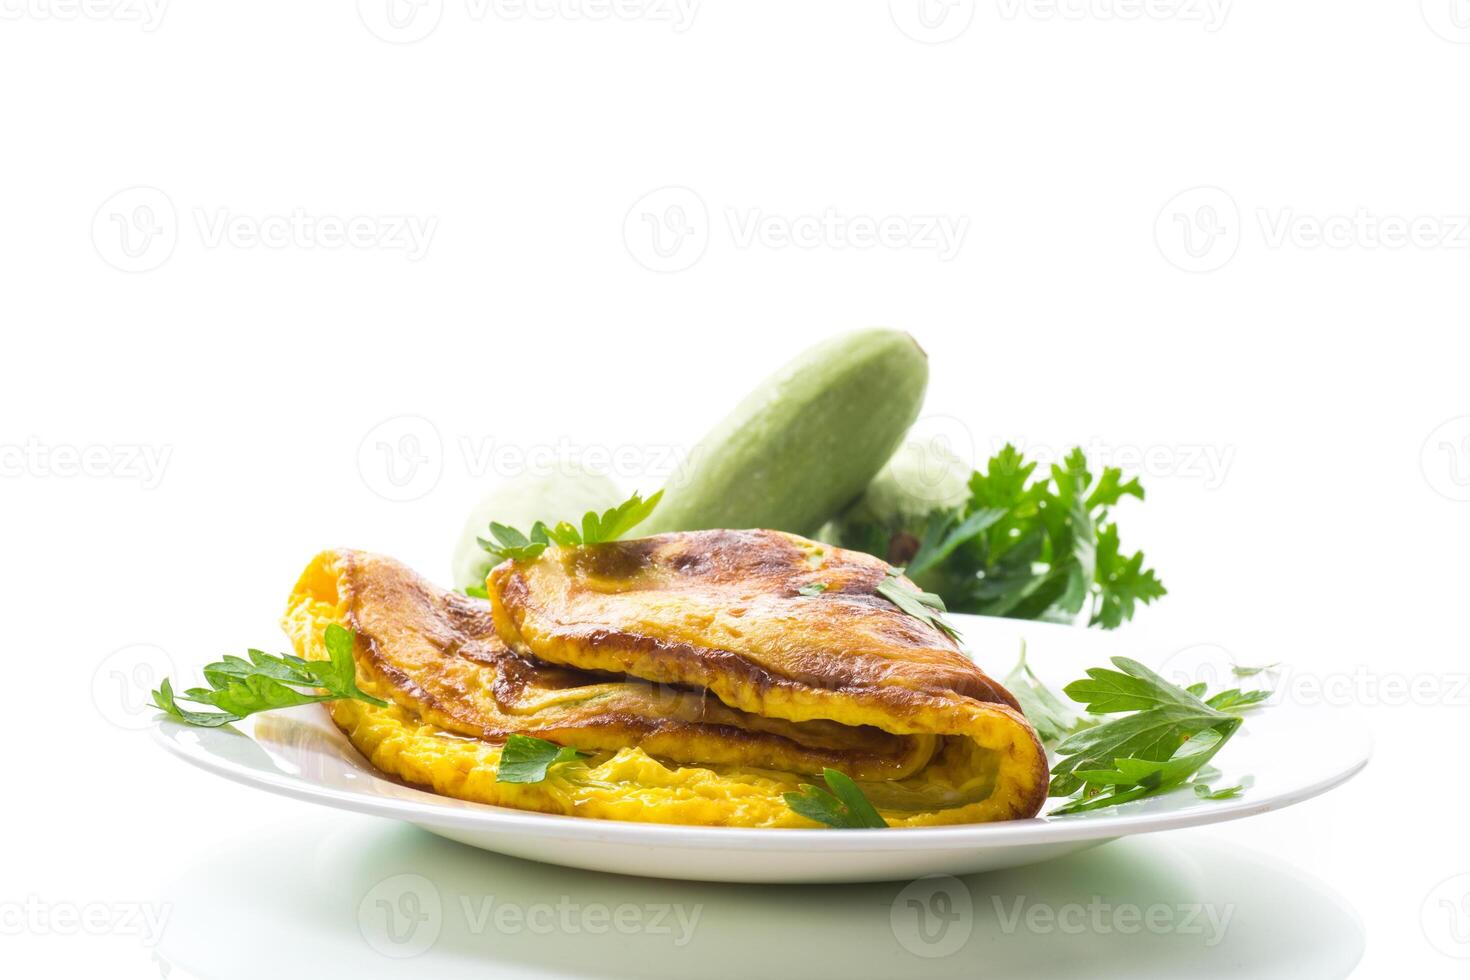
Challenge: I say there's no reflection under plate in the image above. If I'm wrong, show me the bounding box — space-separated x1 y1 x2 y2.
154 814 1363 980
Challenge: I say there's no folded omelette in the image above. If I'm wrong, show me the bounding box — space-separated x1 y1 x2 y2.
283 530 1048 827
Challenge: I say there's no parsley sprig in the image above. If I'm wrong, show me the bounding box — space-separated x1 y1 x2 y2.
1046 657 1267 815
784 768 889 829
876 565 961 640
495 734 590 784
880 445 1165 629
151 624 386 728
477 490 663 565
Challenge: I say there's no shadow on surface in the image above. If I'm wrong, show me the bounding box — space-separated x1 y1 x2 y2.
157 814 1362 980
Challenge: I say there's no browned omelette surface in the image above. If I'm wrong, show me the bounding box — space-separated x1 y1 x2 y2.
285 531 1049 827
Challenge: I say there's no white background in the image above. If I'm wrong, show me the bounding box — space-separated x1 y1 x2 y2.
3 2 1468 978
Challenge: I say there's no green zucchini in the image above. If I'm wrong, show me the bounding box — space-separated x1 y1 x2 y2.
642 328 928 536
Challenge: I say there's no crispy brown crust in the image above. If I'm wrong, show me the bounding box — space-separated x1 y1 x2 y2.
321 549 940 779
490 529 1025 717
488 530 1049 818
287 532 1049 823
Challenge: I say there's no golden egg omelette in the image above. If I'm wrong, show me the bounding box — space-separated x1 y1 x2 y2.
282 529 1049 828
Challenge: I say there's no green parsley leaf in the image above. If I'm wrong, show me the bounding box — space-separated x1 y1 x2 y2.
1060 656 1210 714
1205 688 1272 712
798 582 829 596
1050 657 1236 797
478 490 663 565
1067 725 1237 791
1046 656 1266 815
151 678 238 728
846 444 1163 630
477 521 553 564
495 734 590 784
876 566 961 640
152 624 387 729
1091 523 1166 629
1231 662 1279 678
905 507 1007 579
969 443 1037 511
783 768 888 829
581 491 664 543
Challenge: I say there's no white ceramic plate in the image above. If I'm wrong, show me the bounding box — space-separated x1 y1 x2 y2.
153 615 1369 883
